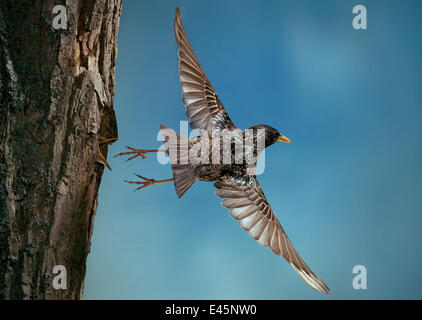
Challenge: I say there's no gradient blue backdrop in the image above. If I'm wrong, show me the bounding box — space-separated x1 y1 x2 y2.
84 0 422 299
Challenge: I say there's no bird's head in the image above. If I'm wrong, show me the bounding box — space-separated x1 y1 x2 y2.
248 124 291 148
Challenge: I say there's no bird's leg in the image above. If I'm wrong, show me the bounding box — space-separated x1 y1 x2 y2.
125 174 174 191
96 137 118 170
115 146 166 162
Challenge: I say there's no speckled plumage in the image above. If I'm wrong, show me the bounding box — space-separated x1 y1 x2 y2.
163 8 330 294
122 8 329 295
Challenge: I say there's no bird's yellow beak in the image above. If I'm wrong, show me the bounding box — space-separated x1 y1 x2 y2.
277 135 291 143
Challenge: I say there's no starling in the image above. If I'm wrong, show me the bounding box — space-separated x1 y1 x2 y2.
117 8 329 294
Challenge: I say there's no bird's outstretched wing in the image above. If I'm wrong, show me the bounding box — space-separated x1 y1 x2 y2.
174 8 236 136
214 175 330 294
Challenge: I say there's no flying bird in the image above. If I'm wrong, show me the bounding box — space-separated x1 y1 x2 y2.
117 8 329 294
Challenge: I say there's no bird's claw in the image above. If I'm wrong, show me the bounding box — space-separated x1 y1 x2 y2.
124 174 174 191
124 174 158 191
115 146 154 162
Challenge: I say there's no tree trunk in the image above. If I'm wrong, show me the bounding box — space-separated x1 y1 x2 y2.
0 0 122 299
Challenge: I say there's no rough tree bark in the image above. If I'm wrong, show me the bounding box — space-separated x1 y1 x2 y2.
0 0 122 299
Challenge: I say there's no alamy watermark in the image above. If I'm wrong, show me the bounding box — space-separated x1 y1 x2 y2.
52 265 67 290
353 5 367 30
52 5 67 30
352 265 367 290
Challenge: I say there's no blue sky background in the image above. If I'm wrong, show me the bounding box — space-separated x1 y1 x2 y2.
84 0 422 299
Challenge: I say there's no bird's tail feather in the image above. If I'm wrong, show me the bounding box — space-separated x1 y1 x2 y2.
160 124 198 198
172 163 197 198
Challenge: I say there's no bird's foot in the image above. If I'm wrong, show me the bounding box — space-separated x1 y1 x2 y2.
115 146 165 162
124 174 174 191
96 137 118 170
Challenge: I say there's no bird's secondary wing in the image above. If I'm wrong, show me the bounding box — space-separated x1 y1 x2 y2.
174 8 236 136
214 175 330 294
